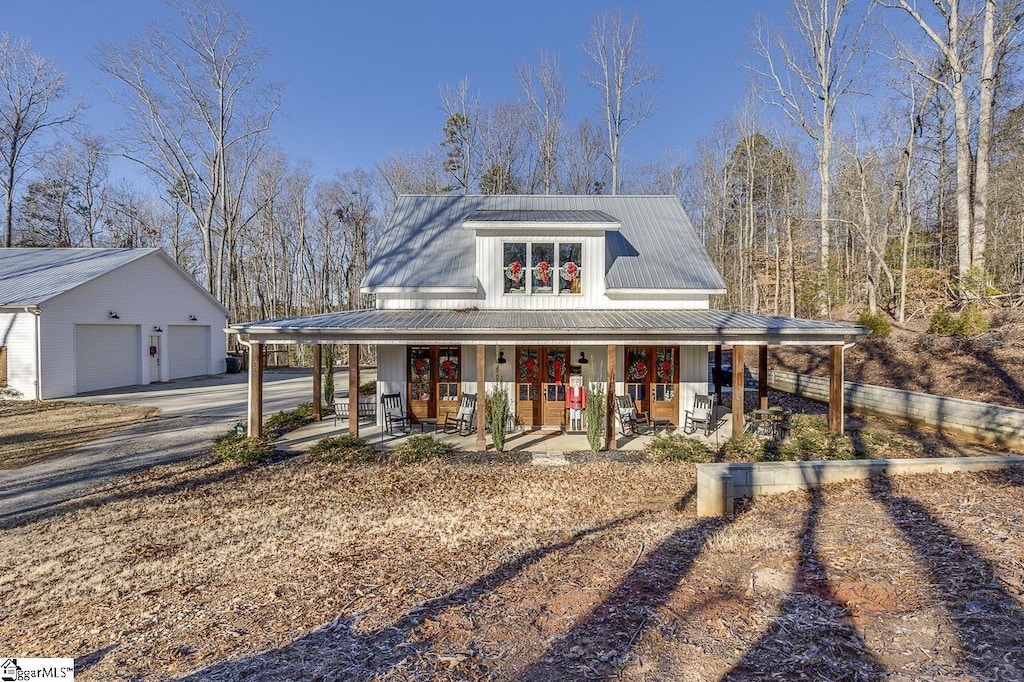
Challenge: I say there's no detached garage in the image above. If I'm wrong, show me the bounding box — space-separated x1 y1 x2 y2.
0 248 230 399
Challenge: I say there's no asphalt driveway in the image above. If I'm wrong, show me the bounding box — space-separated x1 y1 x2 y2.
1 368 369 527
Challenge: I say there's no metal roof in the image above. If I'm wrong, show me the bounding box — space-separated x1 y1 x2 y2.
232 308 866 346
362 195 726 292
463 209 620 224
0 248 156 306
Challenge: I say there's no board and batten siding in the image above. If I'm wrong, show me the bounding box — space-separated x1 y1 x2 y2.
0 310 40 399
376 233 711 311
38 253 228 398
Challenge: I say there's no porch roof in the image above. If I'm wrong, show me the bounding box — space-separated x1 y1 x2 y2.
231 308 867 346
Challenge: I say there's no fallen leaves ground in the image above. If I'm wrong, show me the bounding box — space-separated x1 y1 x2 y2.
0 401 157 469
3 450 1023 680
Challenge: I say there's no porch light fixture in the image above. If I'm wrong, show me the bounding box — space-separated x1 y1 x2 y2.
496 350 507 365
577 351 589 365
108 311 119 319
153 326 163 333
189 314 198 321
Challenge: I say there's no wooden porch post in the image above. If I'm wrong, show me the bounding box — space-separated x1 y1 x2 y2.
714 345 723 405
247 341 264 438
731 345 745 439
349 344 359 437
476 345 487 451
829 344 845 433
758 345 769 410
312 343 322 422
607 344 616 450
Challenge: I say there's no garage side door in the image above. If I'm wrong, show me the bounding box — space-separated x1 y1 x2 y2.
75 324 141 394
168 325 211 379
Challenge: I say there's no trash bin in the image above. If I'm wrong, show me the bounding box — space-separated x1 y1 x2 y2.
225 356 240 373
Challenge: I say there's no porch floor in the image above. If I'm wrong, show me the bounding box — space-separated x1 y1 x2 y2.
275 405 735 454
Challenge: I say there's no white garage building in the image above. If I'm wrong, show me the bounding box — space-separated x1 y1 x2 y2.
0 248 229 399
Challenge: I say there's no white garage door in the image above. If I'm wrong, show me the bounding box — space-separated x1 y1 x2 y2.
75 324 141 394
168 325 211 379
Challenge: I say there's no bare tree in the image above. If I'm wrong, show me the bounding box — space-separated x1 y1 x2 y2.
478 100 528 194
516 52 566 194
580 9 661 195
0 32 83 247
562 119 608 194
92 0 280 299
881 0 1024 286
752 0 870 316
439 77 481 194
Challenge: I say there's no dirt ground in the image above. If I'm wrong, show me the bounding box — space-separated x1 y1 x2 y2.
0 401 157 469
771 310 1024 409
3 449 1023 681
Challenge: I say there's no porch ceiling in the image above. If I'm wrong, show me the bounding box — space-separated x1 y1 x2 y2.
231 309 867 346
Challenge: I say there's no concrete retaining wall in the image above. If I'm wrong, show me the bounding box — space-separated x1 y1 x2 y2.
768 370 1024 450
696 455 1024 517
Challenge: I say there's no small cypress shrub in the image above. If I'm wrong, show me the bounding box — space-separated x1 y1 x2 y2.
585 382 606 452
322 345 335 405
487 370 510 452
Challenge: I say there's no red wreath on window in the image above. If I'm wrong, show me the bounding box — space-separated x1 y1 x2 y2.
551 359 563 385
521 356 537 382
440 359 458 381
413 358 427 376
564 261 579 281
630 359 648 381
509 261 523 285
658 360 673 382
537 261 551 285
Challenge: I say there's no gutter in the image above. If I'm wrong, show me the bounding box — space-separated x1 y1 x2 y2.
24 306 42 401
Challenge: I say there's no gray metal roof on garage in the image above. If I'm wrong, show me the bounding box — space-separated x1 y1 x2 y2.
361 195 727 293
232 308 866 345
0 248 156 306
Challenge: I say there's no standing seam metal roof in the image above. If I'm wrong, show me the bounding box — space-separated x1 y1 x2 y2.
362 195 726 292
0 248 158 306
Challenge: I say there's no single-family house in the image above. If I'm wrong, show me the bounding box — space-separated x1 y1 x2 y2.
231 195 866 446
0 248 229 399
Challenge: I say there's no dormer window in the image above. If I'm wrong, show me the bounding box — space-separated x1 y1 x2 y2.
504 240 583 296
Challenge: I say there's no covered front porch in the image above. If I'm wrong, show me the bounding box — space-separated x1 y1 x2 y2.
231 309 866 450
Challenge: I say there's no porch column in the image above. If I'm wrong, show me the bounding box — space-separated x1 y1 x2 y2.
758 345 769 410
247 341 264 438
312 343 322 422
731 345 745 439
476 345 486 451
714 345 723 404
829 344 845 433
607 345 616 450
349 344 360 437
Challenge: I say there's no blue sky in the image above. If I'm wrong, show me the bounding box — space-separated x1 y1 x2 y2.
5 0 789 185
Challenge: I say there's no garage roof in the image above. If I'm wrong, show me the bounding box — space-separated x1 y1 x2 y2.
0 248 228 313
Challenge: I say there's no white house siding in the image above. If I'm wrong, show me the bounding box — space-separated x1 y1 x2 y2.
375 344 406 427
678 345 709 426
38 254 227 398
376 294 710 311
0 310 39 399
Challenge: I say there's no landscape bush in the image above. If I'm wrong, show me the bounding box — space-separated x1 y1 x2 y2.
263 403 313 436
857 308 892 338
359 380 377 396
211 431 275 464
585 382 606 452
308 434 379 464
644 433 712 462
392 435 454 464
928 303 989 337
487 372 510 452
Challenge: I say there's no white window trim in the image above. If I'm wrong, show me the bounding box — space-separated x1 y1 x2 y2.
501 239 583 297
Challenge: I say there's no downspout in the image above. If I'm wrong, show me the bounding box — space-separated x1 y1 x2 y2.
27 306 41 401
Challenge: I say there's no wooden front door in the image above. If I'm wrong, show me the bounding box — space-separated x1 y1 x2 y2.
541 346 569 428
408 346 461 423
516 347 541 427
626 346 679 425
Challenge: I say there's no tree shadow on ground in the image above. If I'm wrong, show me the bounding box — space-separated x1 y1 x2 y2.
516 512 736 681
869 469 1024 678
180 495 680 681
723 471 887 681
